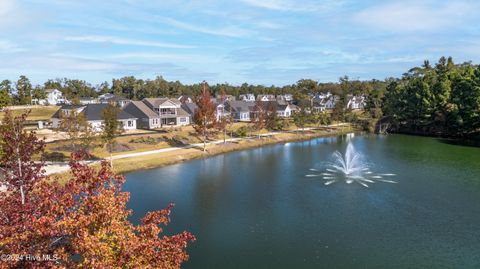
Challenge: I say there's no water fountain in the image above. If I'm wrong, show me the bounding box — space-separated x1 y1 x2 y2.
306 142 397 187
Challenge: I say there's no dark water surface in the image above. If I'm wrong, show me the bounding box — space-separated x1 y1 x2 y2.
124 134 480 268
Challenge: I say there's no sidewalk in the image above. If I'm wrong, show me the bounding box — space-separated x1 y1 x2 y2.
43 124 350 175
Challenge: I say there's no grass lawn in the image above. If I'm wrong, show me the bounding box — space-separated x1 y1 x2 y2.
44 123 248 159
0 106 59 121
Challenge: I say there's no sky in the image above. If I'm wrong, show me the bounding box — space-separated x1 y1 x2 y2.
1 0 479 86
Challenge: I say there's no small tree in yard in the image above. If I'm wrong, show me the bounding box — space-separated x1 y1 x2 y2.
0 113 195 268
293 107 309 132
314 111 330 127
193 81 217 151
216 89 233 144
58 110 94 152
265 102 278 131
101 104 124 167
0 110 45 205
252 100 266 138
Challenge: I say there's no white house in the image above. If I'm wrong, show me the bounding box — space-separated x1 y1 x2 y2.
227 101 254 122
347 95 366 110
277 94 293 102
99 93 131 108
51 104 137 132
36 89 67 105
257 94 276 102
142 98 190 127
239 94 255 102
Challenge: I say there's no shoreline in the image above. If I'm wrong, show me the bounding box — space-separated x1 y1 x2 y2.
49 125 356 181
111 127 356 175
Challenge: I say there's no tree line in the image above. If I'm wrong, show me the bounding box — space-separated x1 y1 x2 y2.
382 57 480 137
0 75 381 107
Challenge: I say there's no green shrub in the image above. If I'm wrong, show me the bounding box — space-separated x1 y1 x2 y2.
236 126 249 137
42 151 67 162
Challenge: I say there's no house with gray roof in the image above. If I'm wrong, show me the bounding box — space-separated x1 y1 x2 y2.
261 101 295 118
142 98 190 127
99 93 131 108
123 101 161 129
51 104 137 131
226 101 255 122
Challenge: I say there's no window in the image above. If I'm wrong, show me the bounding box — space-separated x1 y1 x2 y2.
127 120 133 127
180 117 186 123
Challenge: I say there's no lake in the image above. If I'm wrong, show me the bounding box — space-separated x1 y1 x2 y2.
124 134 480 268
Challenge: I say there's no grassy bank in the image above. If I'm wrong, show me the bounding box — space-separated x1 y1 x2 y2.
108 125 355 175
0 105 59 121
49 124 355 184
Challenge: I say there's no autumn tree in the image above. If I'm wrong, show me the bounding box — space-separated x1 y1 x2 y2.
101 104 124 167
0 110 45 205
252 100 266 138
57 110 94 152
0 114 195 268
192 81 217 151
216 89 234 144
264 101 279 130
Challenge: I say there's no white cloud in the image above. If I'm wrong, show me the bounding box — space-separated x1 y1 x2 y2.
64 35 194 49
0 40 24 53
353 1 477 32
0 0 15 17
240 0 344 12
157 16 253 38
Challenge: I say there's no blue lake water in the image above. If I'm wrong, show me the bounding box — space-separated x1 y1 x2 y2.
124 134 480 268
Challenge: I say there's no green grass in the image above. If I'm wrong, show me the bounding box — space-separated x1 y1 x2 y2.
0 106 59 121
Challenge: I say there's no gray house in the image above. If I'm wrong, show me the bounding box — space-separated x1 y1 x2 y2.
226 101 255 122
123 101 161 129
51 104 137 131
142 98 190 127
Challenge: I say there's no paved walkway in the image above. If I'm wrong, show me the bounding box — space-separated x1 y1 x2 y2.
43 123 350 175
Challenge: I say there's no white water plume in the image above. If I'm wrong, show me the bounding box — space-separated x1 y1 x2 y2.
306 142 397 187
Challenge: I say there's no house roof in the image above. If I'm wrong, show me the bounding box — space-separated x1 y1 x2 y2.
52 104 136 121
124 101 159 119
181 103 198 115
143 98 181 108
45 88 60 93
51 105 84 118
227 101 255 113
176 107 190 117
83 104 136 121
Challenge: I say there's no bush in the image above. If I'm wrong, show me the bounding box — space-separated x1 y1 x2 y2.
235 126 249 137
42 151 67 162
129 136 162 145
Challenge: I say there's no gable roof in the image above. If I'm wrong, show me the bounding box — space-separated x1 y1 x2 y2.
124 101 159 119
227 101 255 113
143 98 181 109
181 103 198 115
45 88 60 94
83 104 136 121
52 104 136 121
51 105 84 118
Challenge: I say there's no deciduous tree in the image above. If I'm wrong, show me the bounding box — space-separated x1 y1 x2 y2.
0 110 45 204
252 100 266 138
192 81 217 151
0 114 195 268
57 110 94 152
101 104 124 167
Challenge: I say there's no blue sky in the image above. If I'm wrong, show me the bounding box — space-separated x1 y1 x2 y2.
1 0 479 86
